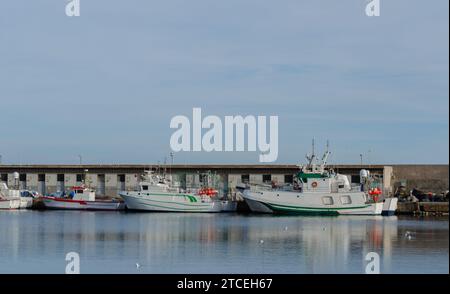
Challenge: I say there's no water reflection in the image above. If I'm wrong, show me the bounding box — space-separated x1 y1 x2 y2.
0 211 448 273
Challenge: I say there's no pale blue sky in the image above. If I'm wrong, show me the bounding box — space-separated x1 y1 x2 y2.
0 0 448 164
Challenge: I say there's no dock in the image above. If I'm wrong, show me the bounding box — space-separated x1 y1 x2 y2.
397 202 449 216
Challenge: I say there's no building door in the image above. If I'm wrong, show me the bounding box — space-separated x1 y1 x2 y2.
97 174 106 196
38 174 46 195
19 174 27 190
57 174 65 192
117 174 125 192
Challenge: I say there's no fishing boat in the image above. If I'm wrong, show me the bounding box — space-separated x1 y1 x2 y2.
42 185 125 211
119 170 224 212
0 196 21 209
0 182 31 209
240 143 397 215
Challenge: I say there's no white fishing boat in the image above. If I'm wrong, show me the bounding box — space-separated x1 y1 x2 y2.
120 171 224 212
240 143 397 216
0 182 30 209
0 197 21 209
42 185 125 211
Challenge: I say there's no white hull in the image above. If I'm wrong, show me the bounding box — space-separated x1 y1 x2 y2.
0 183 23 209
42 197 125 211
120 192 222 212
382 198 398 216
0 198 21 210
243 189 383 215
245 197 274 214
20 197 33 209
338 202 383 215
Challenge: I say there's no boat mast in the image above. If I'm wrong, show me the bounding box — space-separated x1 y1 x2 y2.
319 140 331 174
163 156 167 178
169 152 174 183
305 138 316 171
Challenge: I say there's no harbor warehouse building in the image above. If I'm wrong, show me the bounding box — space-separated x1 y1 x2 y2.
0 164 447 198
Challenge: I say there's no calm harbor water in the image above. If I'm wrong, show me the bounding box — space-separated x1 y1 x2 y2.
0 211 448 274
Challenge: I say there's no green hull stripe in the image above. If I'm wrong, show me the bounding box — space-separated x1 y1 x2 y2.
133 200 217 212
267 202 370 211
125 192 202 203
130 197 213 208
255 200 370 214
139 192 197 198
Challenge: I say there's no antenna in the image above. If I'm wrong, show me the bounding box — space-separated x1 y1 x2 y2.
305 138 316 167
169 152 174 182
321 140 331 167
163 156 167 177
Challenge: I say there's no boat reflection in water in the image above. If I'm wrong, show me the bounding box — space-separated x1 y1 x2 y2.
0 211 448 273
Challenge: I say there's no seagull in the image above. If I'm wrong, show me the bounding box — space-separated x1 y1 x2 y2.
260 239 264 244
136 263 141 269
404 231 414 240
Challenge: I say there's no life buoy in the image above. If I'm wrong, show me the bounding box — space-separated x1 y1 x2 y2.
311 181 318 188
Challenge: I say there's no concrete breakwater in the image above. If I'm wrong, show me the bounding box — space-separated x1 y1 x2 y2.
397 202 449 216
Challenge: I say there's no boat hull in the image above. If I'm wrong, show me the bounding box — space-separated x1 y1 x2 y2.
0 198 21 210
20 197 33 209
242 189 383 215
42 197 125 211
381 197 398 216
119 192 222 212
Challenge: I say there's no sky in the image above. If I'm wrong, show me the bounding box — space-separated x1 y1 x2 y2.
0 0 448 165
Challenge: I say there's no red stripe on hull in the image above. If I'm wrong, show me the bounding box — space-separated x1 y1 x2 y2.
43 197 87 205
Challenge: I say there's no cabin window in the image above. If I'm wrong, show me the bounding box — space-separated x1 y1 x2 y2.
340 195 352 205
284 175 294 184
76 190 84 194
263 174 272 183
322 196 334 205
142 185 149 191
338 184 345 189
241 174 250 183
